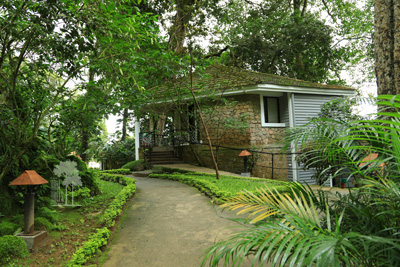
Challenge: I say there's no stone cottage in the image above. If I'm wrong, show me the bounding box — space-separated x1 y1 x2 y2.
135 65 355 184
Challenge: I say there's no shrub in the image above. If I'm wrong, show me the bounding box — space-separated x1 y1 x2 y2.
9 214 24 225
101 169 131 175
0 221 19 236
0 235 29 264
121 159 146 171
66 155 100 195
34 217 53 231
36 207 59 224
67 227 111 266
66 155 88 172
97 173 134 186
69 187 91 198
79 170 100 196
0 187 21 216
100 183 136 227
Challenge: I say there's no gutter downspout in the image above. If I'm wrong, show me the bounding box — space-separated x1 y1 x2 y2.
288 93 298 183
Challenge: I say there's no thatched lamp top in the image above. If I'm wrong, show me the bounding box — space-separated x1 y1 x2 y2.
9 170 48 186
238 150 251 157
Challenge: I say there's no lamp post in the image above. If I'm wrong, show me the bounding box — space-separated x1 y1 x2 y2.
238 150 252 177
9 170 48 235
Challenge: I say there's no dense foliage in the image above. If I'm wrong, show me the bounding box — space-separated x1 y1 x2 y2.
0 235 30 264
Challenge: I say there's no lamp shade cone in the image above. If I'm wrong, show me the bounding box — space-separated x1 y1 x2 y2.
238 150 251 157
9 170 48 186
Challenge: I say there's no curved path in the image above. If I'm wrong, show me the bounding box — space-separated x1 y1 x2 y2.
103 176 261 267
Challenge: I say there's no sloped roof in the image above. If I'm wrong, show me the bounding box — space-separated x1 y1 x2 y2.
147 64 354 101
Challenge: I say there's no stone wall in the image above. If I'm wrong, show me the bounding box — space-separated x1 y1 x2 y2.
200 94 286 147
171 93 289 180
175 144 288 181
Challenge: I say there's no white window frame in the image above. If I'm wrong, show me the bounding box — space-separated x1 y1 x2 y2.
260 93 286 127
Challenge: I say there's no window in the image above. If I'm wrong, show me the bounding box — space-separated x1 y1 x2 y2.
260 94 286 127
264 97 280 123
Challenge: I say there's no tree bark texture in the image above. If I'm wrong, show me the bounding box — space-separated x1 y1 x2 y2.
169 0 195 53
121 108 129 141
374 0 400 95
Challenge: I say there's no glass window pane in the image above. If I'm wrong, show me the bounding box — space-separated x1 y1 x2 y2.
263 97 280 123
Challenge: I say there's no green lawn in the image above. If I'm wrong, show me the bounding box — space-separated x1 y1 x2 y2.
149 168 292 202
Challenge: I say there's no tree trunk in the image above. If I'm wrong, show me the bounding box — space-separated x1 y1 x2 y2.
374 0 400 95
169 0 195 53
121 108 129 141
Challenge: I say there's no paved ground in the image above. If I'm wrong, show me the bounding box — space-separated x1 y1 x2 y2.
103 164 351 267
103 176 261 267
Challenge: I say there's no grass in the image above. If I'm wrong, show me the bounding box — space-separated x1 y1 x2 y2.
188 173 289 194
150 167 293 203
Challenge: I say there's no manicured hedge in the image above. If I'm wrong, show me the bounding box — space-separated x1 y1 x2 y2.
101 169 132 175
67 173 136 266
67 227 110 266
97 172 133 185
100 182 136 227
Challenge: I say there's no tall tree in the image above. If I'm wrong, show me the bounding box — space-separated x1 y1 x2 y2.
216 0 373 84
374 0 400 95
0 0 157 181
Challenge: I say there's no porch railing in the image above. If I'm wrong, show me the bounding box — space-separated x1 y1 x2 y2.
139 130 198 148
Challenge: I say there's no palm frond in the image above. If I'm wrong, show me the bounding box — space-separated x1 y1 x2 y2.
221 184 326 226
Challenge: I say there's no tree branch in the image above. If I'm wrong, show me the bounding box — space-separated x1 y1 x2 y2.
204 46 229 59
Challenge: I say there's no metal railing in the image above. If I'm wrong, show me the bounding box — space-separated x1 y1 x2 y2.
139 130 198 148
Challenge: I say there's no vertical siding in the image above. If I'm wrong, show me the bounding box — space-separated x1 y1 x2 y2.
293 94 338 185
281 93 293 181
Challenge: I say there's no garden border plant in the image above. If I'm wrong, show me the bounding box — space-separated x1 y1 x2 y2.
149 166 294 203
67 170 136 266
100 169 132 175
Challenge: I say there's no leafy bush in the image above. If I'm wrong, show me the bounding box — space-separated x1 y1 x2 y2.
99 138 136 170
78 170 100 196
66 155 88 172
66 155 100 195
69 187 91 198
0 235 29 264
34 217 53 231
101 169 132 175
121 159 146 171
67 227 111 266
97 173 134 186
0 221 19 236
9 214 24 225
100 183 136 227
68 173 136 265
36 207 59 224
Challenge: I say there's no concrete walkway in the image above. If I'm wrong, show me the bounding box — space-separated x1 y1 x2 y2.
103 176 260 267
103 164 350 267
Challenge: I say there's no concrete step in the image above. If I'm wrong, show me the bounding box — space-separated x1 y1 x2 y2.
151 160 183 165
145 150 181 166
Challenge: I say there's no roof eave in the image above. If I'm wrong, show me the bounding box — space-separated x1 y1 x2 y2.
221 84 356 97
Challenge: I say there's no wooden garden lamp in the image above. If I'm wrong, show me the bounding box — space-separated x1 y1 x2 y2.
9 171 48 235
238 150 251 173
